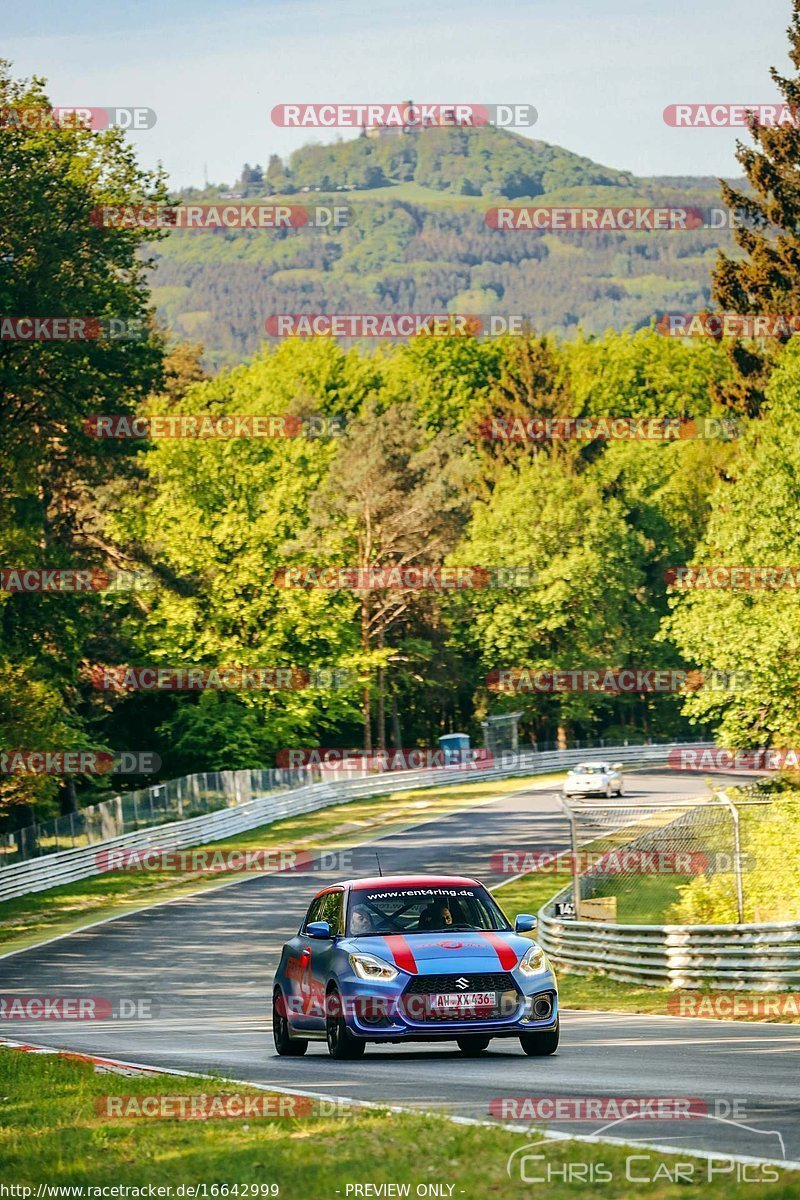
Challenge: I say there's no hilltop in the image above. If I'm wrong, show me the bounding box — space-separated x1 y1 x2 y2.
150 127 734 368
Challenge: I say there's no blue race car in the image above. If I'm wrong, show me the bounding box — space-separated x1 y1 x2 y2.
272 873 558 1059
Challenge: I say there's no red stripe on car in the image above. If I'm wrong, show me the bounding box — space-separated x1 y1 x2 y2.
383 935 418 974
479 931 518 969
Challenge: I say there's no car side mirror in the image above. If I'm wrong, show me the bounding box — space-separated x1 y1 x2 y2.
515 914 537 933
306 920 332 939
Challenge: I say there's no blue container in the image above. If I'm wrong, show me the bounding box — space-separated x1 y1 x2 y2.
438 733 471 764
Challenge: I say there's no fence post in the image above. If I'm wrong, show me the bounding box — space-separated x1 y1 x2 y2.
557 794 581 920
718 789 744 923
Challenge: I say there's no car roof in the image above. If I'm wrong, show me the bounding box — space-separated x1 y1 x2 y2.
574 761 610 769
338 873 482 894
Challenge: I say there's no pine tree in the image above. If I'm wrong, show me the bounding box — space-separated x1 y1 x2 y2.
712 1 800 416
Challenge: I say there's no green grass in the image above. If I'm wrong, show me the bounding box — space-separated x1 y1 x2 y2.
590 873 694 925
1 1049 795 1194
0 773 562 956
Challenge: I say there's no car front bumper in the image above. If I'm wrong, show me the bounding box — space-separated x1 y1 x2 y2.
338 972 559 1041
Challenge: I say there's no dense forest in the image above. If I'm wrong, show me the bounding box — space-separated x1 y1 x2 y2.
3 34 800 835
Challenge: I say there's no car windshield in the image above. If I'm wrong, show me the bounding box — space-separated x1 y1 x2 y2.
575 763 607 774
346 885 512 936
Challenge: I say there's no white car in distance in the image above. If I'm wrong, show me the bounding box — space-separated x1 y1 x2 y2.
562 761 624 799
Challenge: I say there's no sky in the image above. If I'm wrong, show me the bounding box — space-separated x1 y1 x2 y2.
4 0 795 188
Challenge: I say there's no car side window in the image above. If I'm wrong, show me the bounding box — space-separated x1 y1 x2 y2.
320 890 343 935
303 896 325 931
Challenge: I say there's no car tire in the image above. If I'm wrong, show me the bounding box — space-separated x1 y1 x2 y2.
519 1019 559 1056
272 989 308 1056
605 784 613 799
326 987 366 1060
456 1035 491 1055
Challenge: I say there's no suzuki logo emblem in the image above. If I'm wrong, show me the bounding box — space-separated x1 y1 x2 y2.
455 976 470 989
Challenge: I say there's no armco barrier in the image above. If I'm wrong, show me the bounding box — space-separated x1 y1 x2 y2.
537 858 800 993
0 742 706 903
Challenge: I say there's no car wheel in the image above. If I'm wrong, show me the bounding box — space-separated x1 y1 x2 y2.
326 988 366 1060
519 1019 559 1056
272 989 308 1056
605 784 613 799
456 1035 491 1056
616 784 624 796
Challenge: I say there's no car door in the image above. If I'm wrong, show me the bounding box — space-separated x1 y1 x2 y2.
307 888 344 1027
284 894 325 1031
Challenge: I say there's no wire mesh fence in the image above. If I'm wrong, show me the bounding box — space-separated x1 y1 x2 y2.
560 790 768 924
0 767 314 867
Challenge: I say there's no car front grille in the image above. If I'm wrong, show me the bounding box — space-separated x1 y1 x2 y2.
405 972 516 994
401 972 521 1023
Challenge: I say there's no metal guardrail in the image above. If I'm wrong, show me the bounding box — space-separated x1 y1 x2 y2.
0 741 704 903
538 892 800 990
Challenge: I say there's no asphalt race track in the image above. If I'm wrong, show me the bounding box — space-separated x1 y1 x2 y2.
2 768 798 1166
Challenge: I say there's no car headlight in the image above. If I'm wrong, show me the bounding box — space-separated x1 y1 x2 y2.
349 952 399 982
518 943 548 977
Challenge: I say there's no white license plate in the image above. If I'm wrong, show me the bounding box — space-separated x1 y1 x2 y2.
427 991 496 1010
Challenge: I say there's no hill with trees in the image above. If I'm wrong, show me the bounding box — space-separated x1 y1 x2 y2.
151 127 735 369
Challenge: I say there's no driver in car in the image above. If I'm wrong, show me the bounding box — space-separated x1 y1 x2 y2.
350 904 376 935
419 900 454 929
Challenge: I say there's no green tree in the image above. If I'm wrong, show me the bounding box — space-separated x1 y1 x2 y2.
711 1 800 416
448 454 646 748
304 397 473 752
665 342 800 745
0 62 166 823
106 340 380 773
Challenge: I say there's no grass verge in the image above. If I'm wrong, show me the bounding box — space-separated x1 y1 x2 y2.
1 1048 794 1195
0 773 562 957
